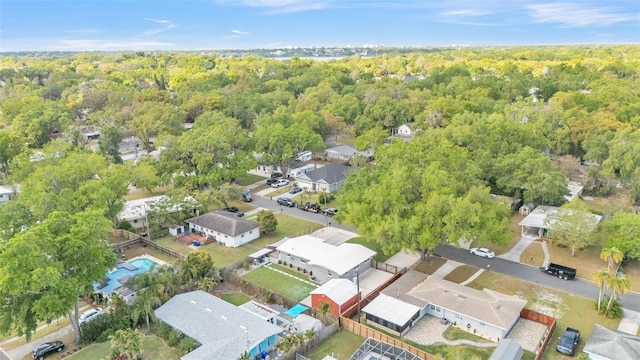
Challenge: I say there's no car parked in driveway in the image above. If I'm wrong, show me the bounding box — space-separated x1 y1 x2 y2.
32 341 64 360
469 247 495 259
79 307 103 326
277 197 296 207
223 206 239 213
271 179 290 188
289 186 302 194
266 172 283 185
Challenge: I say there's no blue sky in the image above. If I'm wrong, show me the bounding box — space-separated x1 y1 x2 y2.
0 0 638 51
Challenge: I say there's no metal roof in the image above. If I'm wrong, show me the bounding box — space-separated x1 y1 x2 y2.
310 279 358 304
361 293 421 327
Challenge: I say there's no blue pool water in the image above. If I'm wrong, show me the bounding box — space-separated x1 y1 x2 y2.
283 304 308 318
94 258 159 294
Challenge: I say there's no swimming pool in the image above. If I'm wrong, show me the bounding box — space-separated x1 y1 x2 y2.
283 304 308 318
94 257 159 295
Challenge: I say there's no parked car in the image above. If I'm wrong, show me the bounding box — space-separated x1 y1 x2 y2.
277 197 296 207
289 186 302 194
557 327 581 355
469 247 495 259
271 179 290 188
242 190 252 202
79 307 103 326
223 206 239 213
322 208 338 216
266 172 283 185
32 341 64 360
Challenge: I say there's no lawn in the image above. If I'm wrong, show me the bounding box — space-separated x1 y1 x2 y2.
155 213 323 268
242 266 317 302
466 271 620 359
64 334 181 360
413 257 447 275
305 329 364 360
443 325 492 343
220 292 251 306
235 173 266 186
443 265 480 283
520 241 546 267
124 185 172 201
346 237 393 262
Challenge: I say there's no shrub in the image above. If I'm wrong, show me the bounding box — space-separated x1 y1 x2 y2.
318 192 334 204
600 296 624 318
178 337 197 355
278 260 282 265
289 263 293 268
242 262 250 270
167 329 182 347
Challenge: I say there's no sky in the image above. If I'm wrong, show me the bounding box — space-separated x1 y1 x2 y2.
0 0 638 52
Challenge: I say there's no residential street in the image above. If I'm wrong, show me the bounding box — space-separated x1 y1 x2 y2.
434 244 640 312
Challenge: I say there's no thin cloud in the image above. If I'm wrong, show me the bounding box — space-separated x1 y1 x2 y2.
527 3 636 27
54 39 172 51
441 9 493 17
231 29 250 35
142 17 176 35
217 0 330 14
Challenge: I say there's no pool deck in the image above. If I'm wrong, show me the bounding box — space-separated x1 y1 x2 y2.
129 253 168 266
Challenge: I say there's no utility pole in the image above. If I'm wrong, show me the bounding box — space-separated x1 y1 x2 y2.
356 265 361 323
144 202 152 241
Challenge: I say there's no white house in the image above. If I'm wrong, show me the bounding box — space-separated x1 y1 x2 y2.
518 205 603 237
185 211 260 248
0 185 15 205
117 195 195 230
565 181 585 202
287 161 317 178
324 145 373 162
275 235 376 283
396 124 414 137
296 163 350 193
363 274 527 341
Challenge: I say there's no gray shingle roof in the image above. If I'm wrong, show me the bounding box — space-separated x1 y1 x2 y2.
300 163 350 183
155 290 283 360
185 211 259 236
584 324 640 360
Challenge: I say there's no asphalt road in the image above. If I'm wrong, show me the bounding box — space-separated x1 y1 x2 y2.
434 244 640 312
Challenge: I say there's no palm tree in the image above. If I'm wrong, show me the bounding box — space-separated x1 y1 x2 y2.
593 268 611 312
132 287 162 328
110 328 144 360
600 247 624 273
237 351 250 360
196 277 215 292
606 273 631 313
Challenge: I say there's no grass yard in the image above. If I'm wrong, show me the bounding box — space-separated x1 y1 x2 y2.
124 185 172 201
443 265 480 283
155 213 323 268
305 330 365 360
477 213 524 255
235 173 266 186
443 326 492 343
64 334 181 360
583 193 632 216
413 257 447 275
466 271 620 359
420 344 494 360
520 241 546 267
346 237 393 262
242 266 317 302
220 292 251 306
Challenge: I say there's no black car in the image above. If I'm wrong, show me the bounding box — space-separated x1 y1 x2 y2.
266 172 283 185
277 197 296 207
223 206 239 213
322 208 339 216
33 341 64 360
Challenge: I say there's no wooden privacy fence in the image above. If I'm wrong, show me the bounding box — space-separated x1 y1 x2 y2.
340 317 433 360
341 272 403 319
109 229 186 260
520 308 557 360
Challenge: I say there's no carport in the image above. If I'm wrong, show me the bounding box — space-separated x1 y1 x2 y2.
249 248 274 266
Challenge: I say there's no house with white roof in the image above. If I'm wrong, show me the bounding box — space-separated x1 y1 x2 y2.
324 145 373 162
363 273 527 341
565 181 585 202
155 290 283 360
0 185 15 205
275 235 376 283
518 205 602 238
310 279 360 316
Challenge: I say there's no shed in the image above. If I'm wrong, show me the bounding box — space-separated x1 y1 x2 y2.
519 203 535 215
310 278 360 316
169 225 184 236
489 339 523 360
292 314 322 334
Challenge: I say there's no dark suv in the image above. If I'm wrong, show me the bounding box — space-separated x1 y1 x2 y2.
33 341 64 360
266 172 283 185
